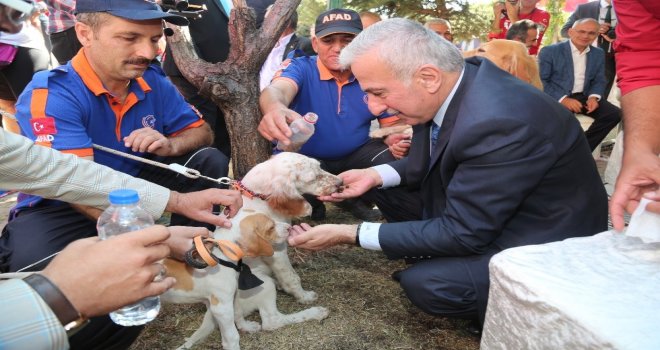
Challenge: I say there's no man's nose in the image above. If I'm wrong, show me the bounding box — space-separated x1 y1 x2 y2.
135 41 158 59
366 97 387 116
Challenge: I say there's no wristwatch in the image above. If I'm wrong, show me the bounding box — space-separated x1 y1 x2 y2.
23 274 89 336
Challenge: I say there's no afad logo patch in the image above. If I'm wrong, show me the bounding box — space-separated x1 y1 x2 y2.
30 117 57 135
142 115 157 129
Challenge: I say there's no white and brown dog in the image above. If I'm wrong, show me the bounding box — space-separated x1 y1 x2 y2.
162 152 342 350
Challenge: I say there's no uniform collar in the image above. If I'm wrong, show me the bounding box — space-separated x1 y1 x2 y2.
316 57 355 83
71 50 152 98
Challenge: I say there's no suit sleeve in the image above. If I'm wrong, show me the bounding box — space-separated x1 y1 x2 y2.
538 46 566 100
0 129 170 219
560 9 579 38
378 117 558 258
586 49 607 97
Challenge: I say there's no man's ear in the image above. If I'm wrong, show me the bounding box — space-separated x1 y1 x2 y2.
75 22 93 47
311 36 319 54
415 64 442 93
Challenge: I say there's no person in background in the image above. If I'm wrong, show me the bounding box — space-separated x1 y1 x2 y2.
424 18 453 42
609 0 660 230
561 0 616 99
43 0 80 65
538 18 621 151
489 0 549 55
359 10 381 29
506 19 539 50
259 8 313 91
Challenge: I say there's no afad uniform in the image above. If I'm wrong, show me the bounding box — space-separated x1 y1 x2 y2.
273 55 398 160
14 50 205 211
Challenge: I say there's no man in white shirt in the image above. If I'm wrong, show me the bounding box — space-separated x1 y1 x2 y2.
259 9 313 90
538 18 621 151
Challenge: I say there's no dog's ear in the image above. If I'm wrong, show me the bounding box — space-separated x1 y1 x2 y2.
267 195 311 218
239 213 276 257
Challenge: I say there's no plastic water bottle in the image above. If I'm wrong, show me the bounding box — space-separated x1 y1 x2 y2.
276 112 318 152
97 189 160 326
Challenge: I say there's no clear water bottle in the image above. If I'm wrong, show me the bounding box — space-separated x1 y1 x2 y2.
97 189 160 326
276 112 318 152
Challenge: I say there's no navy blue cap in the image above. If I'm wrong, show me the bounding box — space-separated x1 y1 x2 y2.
76 0 189 26
315 8 362 38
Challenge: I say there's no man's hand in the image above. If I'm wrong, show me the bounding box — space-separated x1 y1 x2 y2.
257 106 301 146
318 168 383 202
167 189 242 228
599 23 611 34
42 226 174 317
165 226 210 261
124 127 173 156
384 133 411 159
560 97 584 113
287 223 357 250
610 151 660 231
586 97 599 114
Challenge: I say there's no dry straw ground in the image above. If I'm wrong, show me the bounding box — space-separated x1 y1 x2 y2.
129 205 481 350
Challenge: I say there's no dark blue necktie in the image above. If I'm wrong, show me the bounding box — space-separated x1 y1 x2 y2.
430 121 440 154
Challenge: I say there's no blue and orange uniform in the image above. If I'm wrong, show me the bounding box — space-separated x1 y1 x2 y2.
273 55 399 163
1 50 229 275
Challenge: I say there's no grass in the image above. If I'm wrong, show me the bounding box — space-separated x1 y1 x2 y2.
130 205 481 350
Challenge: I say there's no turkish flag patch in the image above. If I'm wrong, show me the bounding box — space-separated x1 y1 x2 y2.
30 117 58 135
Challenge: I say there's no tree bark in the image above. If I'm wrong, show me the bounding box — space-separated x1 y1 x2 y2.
166 0 302 178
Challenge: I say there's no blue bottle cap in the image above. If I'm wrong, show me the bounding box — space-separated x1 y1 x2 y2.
108 189 140 205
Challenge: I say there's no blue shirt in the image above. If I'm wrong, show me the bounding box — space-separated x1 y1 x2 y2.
275 56 397 160
14 50 204 211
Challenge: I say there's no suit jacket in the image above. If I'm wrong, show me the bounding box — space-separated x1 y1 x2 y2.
379 57 607 266
538 40 607 99
282 34 314 60
163 0 274 76
561 1 616 39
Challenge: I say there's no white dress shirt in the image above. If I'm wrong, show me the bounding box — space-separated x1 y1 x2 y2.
259 33 294 91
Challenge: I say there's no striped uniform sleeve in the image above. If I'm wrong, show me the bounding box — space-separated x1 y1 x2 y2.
0 279 68 350
0 130 170 219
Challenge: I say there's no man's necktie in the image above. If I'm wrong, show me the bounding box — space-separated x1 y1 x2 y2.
599 5 612 53
430 121 440 154
604 5 612 24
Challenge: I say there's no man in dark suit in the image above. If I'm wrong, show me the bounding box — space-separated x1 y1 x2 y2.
561 0 616 99
539 18 621 151
163 0 274 157
286 19 607 330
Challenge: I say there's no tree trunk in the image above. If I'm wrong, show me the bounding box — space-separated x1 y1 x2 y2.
166 0 302 178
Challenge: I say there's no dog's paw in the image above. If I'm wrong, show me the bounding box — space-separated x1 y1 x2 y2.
296 290 318 304
237 319 261 333
310 306 330 320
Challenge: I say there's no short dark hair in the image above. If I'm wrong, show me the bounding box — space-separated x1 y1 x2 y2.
506 19 538 42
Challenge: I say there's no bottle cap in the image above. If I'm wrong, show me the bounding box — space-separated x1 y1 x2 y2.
303 112 318 124
108 189 140 205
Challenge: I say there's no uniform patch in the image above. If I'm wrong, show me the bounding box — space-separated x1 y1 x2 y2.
30 117 57 135
142 115 156 129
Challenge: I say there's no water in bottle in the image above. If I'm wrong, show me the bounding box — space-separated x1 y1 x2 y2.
276 112 318 152
97 189 160 326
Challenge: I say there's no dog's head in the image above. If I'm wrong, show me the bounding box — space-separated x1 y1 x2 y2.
237 212 290 257
241 152 342 218
463 39 542 90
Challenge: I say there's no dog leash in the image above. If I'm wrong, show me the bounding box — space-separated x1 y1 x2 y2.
184 236 263 290
92 144 233 186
